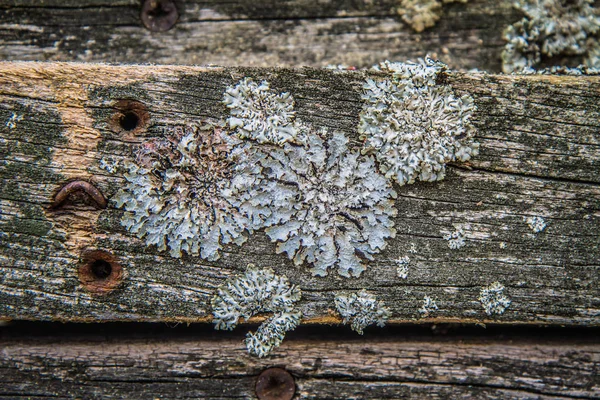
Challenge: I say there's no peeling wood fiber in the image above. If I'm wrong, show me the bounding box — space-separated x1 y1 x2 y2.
0 62 599 325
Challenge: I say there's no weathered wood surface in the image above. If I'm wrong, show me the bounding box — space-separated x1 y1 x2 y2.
0 62 599 325
0 0 522 72
1 325 599 399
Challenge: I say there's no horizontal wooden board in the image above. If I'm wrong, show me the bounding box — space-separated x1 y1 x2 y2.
0 325 598 399
0 0 521 71
0 63 599 326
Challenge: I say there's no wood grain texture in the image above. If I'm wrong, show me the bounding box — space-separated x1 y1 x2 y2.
0 0 522 71
0 62 599 325
0 325 599 399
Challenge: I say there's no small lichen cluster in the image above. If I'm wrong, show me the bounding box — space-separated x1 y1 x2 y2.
5 112 22 129
212 265 302 357
261 130 397 278
444 228 466 249
502 0 600 73
395 255 410 279
419 295 439 316
334 290 391 334
113 123 267 260
398 0 469 32
479 282 511 316
526 215 547 233
359 58 479 186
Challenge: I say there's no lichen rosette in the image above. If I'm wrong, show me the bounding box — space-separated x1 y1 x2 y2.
261 129 398 278
113 123 268 260
224 78 305 145
359 58 479 187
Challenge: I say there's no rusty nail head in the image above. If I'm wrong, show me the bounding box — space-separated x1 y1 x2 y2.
51 180 107 210
141 0 178 32
256 368 295 400
78 250 124 295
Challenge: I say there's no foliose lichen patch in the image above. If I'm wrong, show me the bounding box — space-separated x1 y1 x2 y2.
260 129 398 278
113 64 478 280
502 0 600 73
113 122 268 260
479 282 512 316
359 58 479 186
211 264 302 357
334 290 391 334
223 78 304 145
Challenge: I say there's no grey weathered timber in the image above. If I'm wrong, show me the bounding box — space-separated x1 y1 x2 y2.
0 62 599 325
0 0 522 72
0 327 598 399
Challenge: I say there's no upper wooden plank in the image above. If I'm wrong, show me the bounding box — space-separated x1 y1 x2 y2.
0 62 599 326
0 0 520 71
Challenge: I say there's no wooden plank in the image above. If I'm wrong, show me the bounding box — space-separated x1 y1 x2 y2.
0 62 599 326
0 325 598 399
0 0 520 71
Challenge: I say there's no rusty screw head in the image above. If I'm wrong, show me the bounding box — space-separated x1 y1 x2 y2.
141 0 178 32
256 368 295 400
78 250 124 295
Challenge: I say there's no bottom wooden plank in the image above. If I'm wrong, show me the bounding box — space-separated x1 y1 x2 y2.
0 324 598 399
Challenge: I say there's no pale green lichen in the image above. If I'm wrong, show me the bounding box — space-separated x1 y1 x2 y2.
398 0 469 32
223 78 304 145
260 128 398 278
502 0 600 73
359 58 479 186
112 123 268 260
334 290 391 334
479 282 511 316
212 265 302 357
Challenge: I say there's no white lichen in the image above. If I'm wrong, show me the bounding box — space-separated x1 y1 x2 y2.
212 265 302 357
113 123 268 260
502 0 600 73
419 295 439 316
5 112 23 129
260 128 398 278
395 255 410 279
359 58 479 187
334 290 391 334
444 228 465 249
224 78 304 145
408 243 418 254
398 0 469 32
526 215 547 233
479 282 512 316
